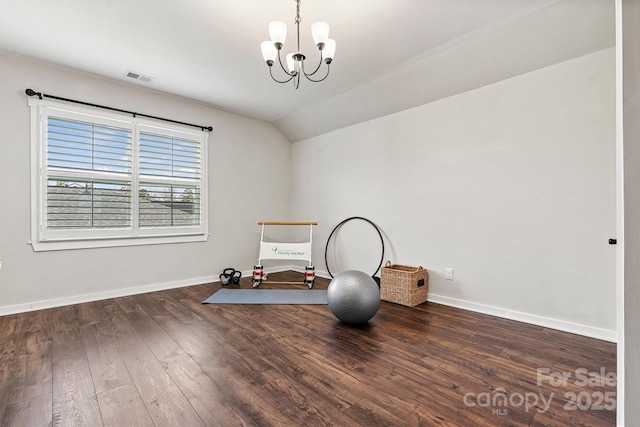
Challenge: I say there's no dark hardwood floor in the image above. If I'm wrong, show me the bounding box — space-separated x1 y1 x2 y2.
0 271 616 426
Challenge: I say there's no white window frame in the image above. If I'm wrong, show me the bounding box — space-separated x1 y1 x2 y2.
29 98 209 251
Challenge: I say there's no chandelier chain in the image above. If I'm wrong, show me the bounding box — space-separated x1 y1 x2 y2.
295 0 301 52
295 0 301 24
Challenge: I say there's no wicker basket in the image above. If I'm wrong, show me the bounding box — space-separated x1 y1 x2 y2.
380 263 428 307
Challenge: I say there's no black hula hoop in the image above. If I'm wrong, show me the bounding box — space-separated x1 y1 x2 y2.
324 216 385 279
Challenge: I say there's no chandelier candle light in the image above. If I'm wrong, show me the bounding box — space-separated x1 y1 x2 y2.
260 0 336 89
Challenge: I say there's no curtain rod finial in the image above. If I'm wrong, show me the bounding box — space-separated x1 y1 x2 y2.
25 88 42 99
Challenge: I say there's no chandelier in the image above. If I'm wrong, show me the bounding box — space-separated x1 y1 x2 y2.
260 0 336 89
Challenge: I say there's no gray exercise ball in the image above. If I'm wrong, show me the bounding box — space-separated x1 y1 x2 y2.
327 270 380 324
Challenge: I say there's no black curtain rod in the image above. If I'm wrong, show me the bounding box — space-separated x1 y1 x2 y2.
25 88 213 132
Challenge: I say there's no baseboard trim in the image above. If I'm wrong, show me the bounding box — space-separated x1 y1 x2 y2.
0 274 219 316
426 293 617 343
290 265 616 343
0 266 303 316
0 267 617 343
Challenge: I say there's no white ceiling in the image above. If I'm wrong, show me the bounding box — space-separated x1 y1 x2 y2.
0 0 614 142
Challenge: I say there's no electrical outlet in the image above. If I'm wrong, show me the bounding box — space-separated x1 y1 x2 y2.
445 267 454 281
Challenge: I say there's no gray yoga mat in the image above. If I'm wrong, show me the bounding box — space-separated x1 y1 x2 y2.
203 288 328 305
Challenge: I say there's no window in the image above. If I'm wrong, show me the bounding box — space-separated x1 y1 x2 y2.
29 99 208 251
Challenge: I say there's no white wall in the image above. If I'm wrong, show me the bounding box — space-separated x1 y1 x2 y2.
291 48 617 339
0 48 618 341
0 52 291 313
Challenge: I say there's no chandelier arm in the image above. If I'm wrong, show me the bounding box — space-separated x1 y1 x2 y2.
302 52 324 77
269 66 295 84
304 64 330 83
276 50 294 77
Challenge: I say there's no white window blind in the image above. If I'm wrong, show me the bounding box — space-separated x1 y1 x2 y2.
46 179 132 230
30 101 208 251
46 116 133 231
138 130 202 229
47 116 132 173
139 132 200 179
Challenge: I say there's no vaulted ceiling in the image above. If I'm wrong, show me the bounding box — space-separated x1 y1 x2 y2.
0 0 614 142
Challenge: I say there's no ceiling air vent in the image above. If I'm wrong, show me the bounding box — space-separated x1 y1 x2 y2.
125 70 154 83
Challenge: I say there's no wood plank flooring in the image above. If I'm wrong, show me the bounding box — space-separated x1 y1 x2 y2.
0 271 616 426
